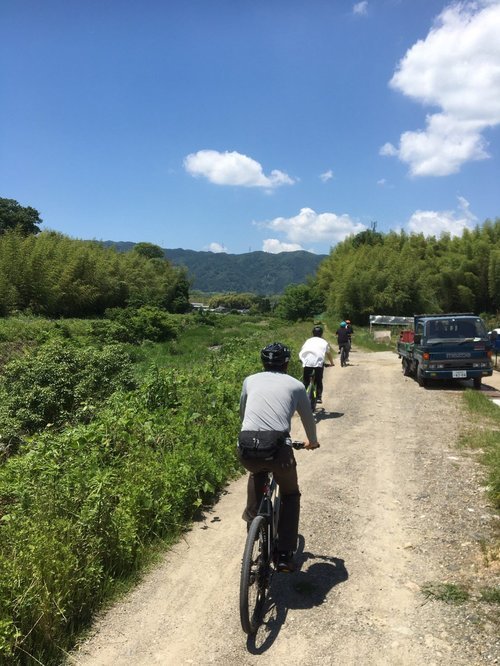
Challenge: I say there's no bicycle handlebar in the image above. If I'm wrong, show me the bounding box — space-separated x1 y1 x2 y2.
289 440 320 450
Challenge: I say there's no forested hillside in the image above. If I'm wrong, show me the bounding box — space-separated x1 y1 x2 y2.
0 230 190 317
318 220 500 322
106 242 326 294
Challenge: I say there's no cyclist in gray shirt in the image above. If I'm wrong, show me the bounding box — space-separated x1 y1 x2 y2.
238 342 320 572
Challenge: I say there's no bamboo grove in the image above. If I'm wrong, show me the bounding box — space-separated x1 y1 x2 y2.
317 219 500 322
0 230 190 317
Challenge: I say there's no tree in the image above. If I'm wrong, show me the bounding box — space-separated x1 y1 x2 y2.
133 242 165 260
208 292 256 310
276 281 325 321
0 198 42 235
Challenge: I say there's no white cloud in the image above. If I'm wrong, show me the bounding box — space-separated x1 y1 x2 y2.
377 178 386 186
320 169 334 182
379 142 398 157
183 149 295 188
382 1 500 176
406 196 478 237
353 1 368 16
262 239 305 253
260 207 367 245
205 242 228 253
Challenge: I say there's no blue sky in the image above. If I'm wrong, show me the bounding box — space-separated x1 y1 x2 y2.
2 0 499 255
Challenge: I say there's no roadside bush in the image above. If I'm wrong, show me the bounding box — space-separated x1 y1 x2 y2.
0 356 243 663
89 320 132 344
105 306 179 343
0 340 136 444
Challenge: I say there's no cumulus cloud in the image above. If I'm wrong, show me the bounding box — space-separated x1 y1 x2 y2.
320 169 334 182
379 142 398 157
262 239 305 253
353 1 368 16
406 196 478 237
382 1 500 176
183 149 295 188
260 207 367 245
205 242 228 253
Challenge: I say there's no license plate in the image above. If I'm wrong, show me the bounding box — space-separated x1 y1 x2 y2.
452 370 467 378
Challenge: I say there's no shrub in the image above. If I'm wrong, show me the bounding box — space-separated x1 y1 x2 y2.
105 306 179 343
0 340 136 442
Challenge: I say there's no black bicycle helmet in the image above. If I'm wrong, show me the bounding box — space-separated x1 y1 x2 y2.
312 325 323 337
261 342 291 368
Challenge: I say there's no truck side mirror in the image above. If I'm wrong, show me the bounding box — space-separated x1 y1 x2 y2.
414 333 422 344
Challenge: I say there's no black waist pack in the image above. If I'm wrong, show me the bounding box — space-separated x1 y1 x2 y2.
238 431 288 460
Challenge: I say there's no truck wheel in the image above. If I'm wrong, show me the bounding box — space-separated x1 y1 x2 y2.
416 366 427 387
402 358 411 377
473 377 482 390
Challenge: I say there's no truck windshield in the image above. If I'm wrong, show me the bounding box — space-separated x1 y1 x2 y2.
425 318 488 341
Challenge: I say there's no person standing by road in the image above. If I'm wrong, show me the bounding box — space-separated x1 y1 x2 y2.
299 325 334 404
237 342 320 573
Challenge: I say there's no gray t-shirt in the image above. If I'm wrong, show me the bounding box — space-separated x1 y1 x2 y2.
239 370 318 443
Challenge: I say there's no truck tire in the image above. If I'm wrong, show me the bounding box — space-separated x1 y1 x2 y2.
473 377 482 390
416 365 427 388
402 358 412 377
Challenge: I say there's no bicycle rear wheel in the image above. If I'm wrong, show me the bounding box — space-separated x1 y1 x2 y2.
340 347 347 367
240 515 270 635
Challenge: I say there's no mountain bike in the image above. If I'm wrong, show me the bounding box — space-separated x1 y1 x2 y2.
239 440 306 635
306 369 318 411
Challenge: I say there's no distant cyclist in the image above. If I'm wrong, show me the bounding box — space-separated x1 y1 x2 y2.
299 325 334 404
238 342 320 573
336 321 351 362
345 320 354 353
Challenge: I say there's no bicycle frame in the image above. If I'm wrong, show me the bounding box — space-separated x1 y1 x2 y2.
257 474 279 566
306 368 318 411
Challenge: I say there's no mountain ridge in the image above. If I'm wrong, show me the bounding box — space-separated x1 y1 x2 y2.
103 241 327 295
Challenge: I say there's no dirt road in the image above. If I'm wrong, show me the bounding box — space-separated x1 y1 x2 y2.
72 350 499 665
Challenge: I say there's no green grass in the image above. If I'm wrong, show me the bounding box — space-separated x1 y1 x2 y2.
133 314 314 379
460 389 500 511
422 582 500 606
479 586 500 604
421 582 470 604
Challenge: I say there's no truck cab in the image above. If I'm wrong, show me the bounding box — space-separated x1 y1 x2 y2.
397 313 493 388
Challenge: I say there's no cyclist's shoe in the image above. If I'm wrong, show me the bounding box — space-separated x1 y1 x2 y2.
277 551 295 573
316 396 322 403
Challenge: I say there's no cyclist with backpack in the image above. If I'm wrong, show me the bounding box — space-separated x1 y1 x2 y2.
336 320 351 363
237 342 320 573
299 325 334 404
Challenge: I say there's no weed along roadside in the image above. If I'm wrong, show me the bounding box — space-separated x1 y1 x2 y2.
0 314 314 664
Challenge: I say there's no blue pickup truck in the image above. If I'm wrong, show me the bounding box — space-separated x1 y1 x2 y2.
397 313 494 389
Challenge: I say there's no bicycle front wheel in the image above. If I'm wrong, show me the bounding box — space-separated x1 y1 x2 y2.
240 515 269 635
